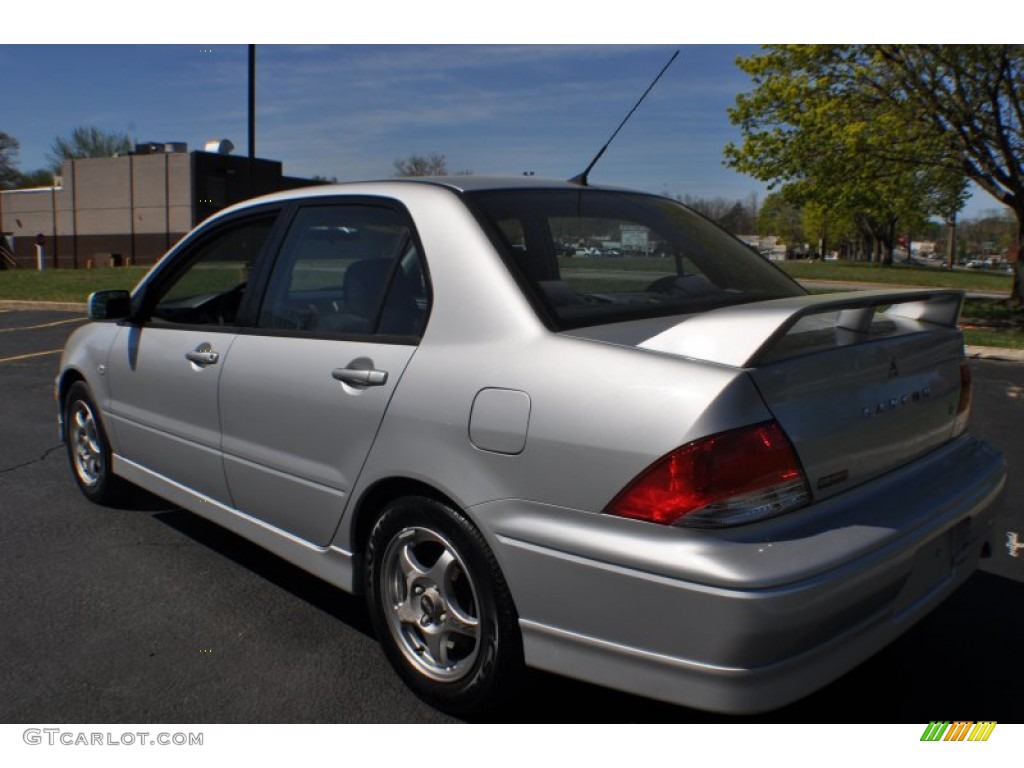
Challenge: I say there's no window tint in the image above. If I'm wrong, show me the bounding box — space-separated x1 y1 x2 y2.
257 205 429 337
468 189 804 329
150 218 274 326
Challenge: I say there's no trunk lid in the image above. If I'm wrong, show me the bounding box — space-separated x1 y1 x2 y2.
744 325 965 500
578 289 969 501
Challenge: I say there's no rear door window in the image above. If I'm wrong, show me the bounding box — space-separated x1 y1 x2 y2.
256 204 429 338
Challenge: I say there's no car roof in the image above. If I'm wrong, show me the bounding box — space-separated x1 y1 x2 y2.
354 175 644 191
365 175 594 192
201 175 655 228
234 175 640 206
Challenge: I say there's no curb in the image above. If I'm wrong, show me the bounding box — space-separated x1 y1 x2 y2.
965 345 1024 362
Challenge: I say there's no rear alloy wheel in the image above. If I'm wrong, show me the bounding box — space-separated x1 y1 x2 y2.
64 381 123 504
365 496 522 714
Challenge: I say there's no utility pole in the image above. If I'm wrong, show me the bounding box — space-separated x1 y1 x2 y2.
248 44 256 197
820 209 828 259
946 209 957 270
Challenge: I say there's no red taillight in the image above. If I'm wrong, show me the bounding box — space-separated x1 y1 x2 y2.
953 361 972 437
605 421 809 528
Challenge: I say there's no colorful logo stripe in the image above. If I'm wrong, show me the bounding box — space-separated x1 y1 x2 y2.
920 722 997 741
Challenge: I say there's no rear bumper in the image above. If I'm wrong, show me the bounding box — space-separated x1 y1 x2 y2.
478 435 1005 713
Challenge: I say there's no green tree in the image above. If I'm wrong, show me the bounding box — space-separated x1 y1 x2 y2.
17 168 55 187
959 212 1016 258
727 45 1024 300
0 132 53 189
725 45 967 266
758 192 804 246
866 45 1024 301
393 153 472 177
47 126 132 172
393 152 450 177
0 131 22 189
678 193 759 234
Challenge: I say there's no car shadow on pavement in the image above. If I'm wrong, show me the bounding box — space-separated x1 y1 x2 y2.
151 506 375 640
140 493 1024 723
468 570 1024 724
105 482 181 512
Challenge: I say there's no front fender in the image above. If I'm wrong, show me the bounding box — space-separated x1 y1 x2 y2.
57 321 123 449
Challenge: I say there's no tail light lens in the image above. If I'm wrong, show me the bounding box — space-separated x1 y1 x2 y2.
953 361 972 437
605 421 810 528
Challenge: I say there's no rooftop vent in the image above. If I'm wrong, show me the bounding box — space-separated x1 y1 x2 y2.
133 142 187 155
204 139 235 155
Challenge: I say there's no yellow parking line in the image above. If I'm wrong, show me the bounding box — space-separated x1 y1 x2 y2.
0 317 87 333
0 349 63 363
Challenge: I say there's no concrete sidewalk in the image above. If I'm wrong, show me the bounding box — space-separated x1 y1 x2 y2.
965 345 1024 362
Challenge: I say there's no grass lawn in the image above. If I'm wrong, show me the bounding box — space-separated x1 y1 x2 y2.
0 266 151 302
962 327 1024 349
961 297 1024 349
962 297 1023 322
777 259 1012 293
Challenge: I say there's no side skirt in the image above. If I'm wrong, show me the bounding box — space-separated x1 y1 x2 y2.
113 454 357 593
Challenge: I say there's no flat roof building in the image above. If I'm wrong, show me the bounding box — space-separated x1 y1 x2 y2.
0 143 316 269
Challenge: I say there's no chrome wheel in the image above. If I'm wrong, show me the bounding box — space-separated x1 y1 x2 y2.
379 526 481 683
69 399 104 487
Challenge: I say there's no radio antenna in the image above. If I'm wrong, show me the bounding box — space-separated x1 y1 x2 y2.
569 49 680 187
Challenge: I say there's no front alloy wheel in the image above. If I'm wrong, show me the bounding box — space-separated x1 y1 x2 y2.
64 381 123 504
69 398 103 487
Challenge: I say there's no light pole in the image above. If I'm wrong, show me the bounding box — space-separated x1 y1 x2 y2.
248 44 256 197
946 209 957 271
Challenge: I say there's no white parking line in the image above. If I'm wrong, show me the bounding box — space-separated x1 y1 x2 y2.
0 317 86 333
0 349 62 364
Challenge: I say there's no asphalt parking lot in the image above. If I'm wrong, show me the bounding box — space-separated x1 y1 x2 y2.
1 308 1022 723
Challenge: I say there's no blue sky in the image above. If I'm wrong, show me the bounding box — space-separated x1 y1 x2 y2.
0 40 1004 219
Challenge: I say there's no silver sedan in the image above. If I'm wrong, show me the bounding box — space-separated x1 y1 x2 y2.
58 177 1005 714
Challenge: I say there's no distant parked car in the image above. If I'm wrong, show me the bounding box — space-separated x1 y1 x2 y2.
59 176 1005 715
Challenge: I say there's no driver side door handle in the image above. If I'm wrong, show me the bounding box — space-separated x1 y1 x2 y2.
185 347 220 366
332 367 388 387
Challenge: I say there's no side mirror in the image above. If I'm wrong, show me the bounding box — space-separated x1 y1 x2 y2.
87 289 132 321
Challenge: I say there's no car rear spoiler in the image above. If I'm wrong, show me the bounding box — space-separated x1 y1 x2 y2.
638 289 964 368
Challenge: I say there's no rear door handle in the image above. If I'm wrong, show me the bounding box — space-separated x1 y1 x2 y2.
332 367 388 387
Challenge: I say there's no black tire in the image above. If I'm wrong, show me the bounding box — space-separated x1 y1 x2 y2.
364 496 523 715
64 381 124 505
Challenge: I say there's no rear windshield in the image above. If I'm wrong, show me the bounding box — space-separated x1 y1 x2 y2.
465 189 805 329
